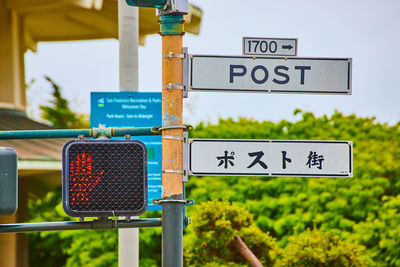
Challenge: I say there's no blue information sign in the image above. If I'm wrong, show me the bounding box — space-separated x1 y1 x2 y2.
91 92 162 211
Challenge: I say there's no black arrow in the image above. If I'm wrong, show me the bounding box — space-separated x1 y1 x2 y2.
282 44 293 50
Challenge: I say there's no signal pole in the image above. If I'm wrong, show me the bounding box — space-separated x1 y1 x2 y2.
160 14 185 267
118 1 139 266
122 1 189 265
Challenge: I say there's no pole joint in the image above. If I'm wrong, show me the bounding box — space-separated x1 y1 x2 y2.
92 127 112 139
159 15 184 35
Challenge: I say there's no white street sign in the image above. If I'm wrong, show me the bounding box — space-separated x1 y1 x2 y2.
189 55 352 94
243 37 297 57
189 139 352 177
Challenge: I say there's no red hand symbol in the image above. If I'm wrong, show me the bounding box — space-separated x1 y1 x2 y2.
69 153 104 205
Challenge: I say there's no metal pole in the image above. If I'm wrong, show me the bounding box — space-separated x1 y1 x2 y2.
0 129 91 139
0 127 159 140
119 0 139 91
0 219 162 233
160 14 185 267
118 1 140 266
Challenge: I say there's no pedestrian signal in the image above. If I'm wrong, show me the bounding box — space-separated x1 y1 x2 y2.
62 139 147 217
0 147 17 216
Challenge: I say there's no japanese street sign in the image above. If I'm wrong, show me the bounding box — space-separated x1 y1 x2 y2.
189 55 352 94
243 37 297 57
91 92 162 211
189 139 352 177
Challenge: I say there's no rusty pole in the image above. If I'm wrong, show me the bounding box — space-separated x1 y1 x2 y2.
160 15 184 267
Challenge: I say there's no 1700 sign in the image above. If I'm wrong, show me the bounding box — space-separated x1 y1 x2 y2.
243 37 297 57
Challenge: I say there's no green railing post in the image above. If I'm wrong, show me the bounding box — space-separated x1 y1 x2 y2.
0 127 160 140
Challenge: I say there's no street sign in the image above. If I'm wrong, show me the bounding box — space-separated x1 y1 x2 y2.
243 37 297 57
91 92 162 211
189 55 352 94
189 139 352 177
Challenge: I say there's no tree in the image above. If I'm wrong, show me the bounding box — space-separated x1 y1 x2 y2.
184 201 279 266
40 76 89 129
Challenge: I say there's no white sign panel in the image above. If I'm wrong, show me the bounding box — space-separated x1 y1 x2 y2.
189 139 352 177
243 37 297 57
189 55 352 94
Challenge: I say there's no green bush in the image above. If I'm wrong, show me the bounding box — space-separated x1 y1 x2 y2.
278 229 370 267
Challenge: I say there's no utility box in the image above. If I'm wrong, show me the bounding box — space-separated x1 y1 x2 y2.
0 147 18 216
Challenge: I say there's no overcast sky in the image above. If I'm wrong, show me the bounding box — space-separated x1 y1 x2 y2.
25 0 400 126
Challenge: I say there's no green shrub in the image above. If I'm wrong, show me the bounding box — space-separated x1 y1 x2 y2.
278 229 370 267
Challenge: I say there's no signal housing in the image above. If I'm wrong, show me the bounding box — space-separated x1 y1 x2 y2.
62 139 147 217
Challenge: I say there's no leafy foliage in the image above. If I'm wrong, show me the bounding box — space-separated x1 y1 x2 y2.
28 189 70 267
278 229 368 266
352 195 400 266
28 188 161 267
40 76 89 129
62 229 118 267
28 110 400 266
187 110 400 265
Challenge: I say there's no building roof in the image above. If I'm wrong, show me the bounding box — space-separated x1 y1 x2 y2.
4 0 202 51
0 110 72 195
0 110 64 162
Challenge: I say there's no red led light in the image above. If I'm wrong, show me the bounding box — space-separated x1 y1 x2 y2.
69 153 104 206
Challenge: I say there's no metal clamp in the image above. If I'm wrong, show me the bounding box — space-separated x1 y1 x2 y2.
152 199 194 206
162 135 185 142
151 125 192 133
112 211 118 227
151 126 161 133
163 169 184 175
163 52 185 61
183 124 193 131
163 83 184 91
157 125 189 132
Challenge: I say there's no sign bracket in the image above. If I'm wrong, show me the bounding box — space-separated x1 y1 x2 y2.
182 131 189 182
182 47 189 98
